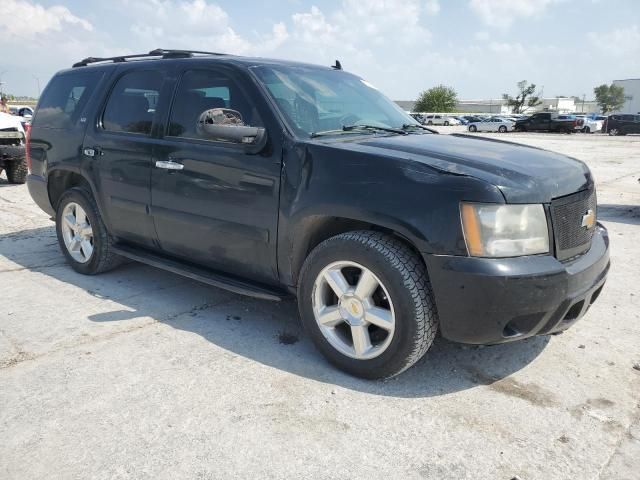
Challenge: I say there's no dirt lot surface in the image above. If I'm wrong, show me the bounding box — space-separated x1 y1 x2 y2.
1 131 639 479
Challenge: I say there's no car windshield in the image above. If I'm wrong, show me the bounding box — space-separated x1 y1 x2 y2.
251 65 420 138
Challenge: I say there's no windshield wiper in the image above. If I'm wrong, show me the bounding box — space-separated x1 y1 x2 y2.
344 124 408 135
311 124 407 138
401 123 438 134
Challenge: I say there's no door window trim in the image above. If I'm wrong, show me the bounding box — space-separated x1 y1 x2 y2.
163 66 266 150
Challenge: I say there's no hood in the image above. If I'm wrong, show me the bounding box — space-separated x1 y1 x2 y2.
0 112 25 132
319 133 592 203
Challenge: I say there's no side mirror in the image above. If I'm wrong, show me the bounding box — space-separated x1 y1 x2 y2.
197 108 267 154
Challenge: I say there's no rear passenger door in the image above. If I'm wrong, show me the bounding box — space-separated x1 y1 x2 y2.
150 67 281 284
84 67 169 248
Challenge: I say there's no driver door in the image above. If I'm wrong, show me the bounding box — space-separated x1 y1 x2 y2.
150 67 281 283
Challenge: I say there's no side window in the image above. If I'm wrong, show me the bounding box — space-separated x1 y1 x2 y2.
102 70 163 135
168 69 262 140
34 71 102 129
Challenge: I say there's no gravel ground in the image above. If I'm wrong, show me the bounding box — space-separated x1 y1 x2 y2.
1 131 639 480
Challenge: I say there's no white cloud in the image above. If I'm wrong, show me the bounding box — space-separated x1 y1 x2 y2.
588 25 640 57
424 0 441 15
1 0 92 39
127 0 251 54
470 0 558 29
475 31 490 41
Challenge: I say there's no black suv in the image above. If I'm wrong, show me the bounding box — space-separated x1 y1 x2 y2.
603 114 640 136
27 50 610 378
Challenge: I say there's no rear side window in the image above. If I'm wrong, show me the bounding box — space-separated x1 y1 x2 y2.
103 70 163 135
35 71 102 129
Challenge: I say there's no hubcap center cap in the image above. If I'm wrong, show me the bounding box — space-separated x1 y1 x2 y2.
339 295 365 326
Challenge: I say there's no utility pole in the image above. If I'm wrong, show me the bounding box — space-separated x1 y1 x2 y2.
581 94 585 114
0 70 6 96
33 75 41 97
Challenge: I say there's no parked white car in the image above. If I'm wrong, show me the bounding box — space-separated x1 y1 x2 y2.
422 114 461 126
582 116 605 133
467 117 514 133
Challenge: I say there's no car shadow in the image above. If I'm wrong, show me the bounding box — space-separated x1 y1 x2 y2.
1 225 550 398
598 204 640 226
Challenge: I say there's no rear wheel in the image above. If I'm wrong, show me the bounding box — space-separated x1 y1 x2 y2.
427 121 433 125
298 231 438 379
55 187 122 275
609 128 619 136
444 121 449 126
469 125 477 132
5 158 27 184
584 126 591 133
498 125 507 133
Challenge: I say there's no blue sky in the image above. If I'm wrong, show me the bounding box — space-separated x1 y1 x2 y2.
2 0 639 100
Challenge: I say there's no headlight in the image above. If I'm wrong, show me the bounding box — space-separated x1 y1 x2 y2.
460 203 549 257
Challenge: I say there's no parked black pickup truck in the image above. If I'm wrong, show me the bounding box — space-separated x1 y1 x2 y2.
515 112 577 133
26 50 609 379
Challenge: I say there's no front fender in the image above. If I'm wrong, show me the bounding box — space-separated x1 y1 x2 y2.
277 140 504 285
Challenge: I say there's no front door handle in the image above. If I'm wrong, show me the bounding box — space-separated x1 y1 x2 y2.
155 160 184 171
83 146 103 157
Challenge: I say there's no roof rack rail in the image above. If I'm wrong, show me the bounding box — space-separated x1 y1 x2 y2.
72 48 228 68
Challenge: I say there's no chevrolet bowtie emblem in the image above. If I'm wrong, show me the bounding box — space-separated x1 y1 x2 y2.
581 209 596 229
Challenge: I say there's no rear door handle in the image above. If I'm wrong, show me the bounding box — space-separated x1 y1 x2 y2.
155 160 184 171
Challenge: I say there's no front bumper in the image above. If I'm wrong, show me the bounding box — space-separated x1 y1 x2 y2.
424 224 610 344
27 174 55 217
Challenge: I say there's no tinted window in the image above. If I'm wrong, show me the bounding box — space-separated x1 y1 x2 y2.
35 71 102 129
103 70 162 135
168 69 262 140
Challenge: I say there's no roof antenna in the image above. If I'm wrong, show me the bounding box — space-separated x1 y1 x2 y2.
332 60 342 70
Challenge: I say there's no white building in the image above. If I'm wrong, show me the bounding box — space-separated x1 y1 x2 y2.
455 99 510 114
612 78 640 114
535 97 576 113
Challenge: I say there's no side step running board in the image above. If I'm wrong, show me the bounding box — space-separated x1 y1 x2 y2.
112 244 288 302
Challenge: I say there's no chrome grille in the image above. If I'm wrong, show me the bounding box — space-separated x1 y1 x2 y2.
550 189 597 261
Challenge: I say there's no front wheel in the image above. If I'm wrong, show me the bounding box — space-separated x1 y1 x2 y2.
609 128 619 136
298 231 438 379
498 125 507 133
468 125 477 132
5 157 27 184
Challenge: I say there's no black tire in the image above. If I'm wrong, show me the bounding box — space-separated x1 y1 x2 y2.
5 157 27 184
298 231 438 379
468 125 477 132
609 128 619 136
427 121 433 125
584 126 590 133
444 121 449 126
55 187 122 275
498 125 507 133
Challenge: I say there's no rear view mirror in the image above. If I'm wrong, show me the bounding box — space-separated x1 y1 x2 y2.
197 108 267 154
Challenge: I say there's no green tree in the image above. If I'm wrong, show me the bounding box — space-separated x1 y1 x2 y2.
593 84 629 114
502 80 542 114
414 85 458 112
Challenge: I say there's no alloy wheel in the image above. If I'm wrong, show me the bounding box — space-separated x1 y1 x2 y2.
312 261 395 360
61 202 94 263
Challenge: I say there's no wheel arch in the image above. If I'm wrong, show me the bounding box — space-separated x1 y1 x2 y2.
286 214 426 288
